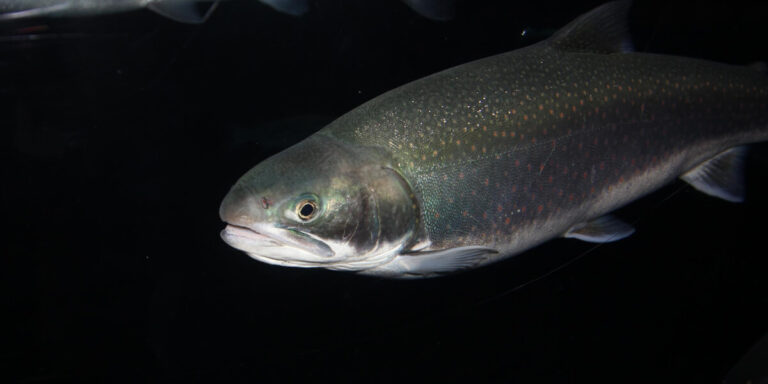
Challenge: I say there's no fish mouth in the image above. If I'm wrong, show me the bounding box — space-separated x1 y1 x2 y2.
220 224 336 264
221 224 281 245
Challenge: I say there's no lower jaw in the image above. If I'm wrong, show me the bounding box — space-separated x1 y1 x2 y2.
245 252 335 268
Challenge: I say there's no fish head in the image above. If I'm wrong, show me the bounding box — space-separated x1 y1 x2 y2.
219 134 418 272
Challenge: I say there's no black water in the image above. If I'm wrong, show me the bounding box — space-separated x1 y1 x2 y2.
3 1 768 382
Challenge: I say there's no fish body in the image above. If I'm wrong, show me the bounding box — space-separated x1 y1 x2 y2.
219 1 768 278
0 0 453 23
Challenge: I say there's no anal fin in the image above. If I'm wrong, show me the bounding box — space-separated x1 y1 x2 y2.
564 214 634 243
397 246 498 275
681 146 747 203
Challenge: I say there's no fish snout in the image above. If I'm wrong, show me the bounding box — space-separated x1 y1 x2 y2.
219 184 266 226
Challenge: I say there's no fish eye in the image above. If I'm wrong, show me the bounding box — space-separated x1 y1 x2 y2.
296 199 318 221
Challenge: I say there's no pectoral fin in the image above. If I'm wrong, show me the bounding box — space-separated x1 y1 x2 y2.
681 146 747 203
564 214 634 243
396 246 498 274
148 0 219 23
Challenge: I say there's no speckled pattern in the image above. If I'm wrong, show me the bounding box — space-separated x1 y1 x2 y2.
322 27 768 253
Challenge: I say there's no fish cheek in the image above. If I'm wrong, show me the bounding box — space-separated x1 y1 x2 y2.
291 166 417 257
308 168 414 255
306 186 379 252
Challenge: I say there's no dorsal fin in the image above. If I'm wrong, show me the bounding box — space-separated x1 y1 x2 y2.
548 1 634 54
748 62 768 74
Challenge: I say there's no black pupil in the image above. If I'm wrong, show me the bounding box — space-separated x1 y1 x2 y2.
300 203 314 218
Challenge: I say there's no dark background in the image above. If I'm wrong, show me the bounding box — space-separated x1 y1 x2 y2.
2 0 767 382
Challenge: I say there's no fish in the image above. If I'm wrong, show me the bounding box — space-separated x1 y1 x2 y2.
0 0 455 23
218 1 768 278
0 0 222 23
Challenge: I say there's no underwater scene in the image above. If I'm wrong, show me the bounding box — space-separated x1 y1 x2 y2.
2 0 768 382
